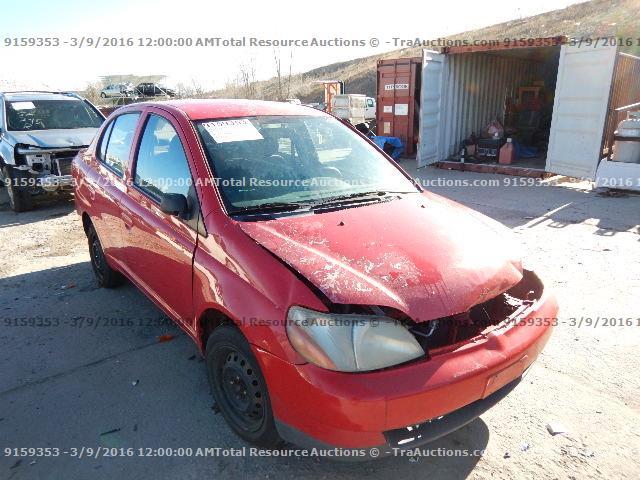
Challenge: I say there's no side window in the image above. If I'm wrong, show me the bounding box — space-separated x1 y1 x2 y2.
367 98 374 107
99 113 140 176
134 114 193 200
98 121 114 161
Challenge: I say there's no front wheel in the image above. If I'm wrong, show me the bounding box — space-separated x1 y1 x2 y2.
100 92 107 98
206 326 283 448
87 224 124 288
2 166 33 212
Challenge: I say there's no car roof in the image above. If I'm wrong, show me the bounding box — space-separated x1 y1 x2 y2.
1 91 81 102
138 99 326 121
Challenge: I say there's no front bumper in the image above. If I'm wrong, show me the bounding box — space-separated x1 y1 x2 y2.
38 174 74 191
254 289 558 450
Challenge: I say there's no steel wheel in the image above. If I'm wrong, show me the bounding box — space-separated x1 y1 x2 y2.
86 224 124 288
206 326 282 447
215 347 266 433
90 231 106 278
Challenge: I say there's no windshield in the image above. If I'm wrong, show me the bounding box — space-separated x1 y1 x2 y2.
195 115 418 214
6 99 103 131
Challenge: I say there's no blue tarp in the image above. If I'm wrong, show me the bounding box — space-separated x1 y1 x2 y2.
513 140 539 159
372 136 404 159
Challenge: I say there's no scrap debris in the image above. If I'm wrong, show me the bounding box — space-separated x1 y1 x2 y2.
546 421 568 435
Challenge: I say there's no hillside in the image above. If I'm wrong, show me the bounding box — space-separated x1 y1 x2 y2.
215 0 640 103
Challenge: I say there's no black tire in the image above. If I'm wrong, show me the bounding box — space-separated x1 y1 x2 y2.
2 166 33 212
87 224 124 288
206 326 283 448
100 92 107 98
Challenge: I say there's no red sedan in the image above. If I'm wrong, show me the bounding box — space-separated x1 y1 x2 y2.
73 100 557 455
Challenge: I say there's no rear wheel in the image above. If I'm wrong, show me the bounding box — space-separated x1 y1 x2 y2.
2 166 33 212
87 224 124 288
206 326 283 448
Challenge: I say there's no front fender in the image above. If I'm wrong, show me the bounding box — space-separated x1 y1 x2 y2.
192 216 326 363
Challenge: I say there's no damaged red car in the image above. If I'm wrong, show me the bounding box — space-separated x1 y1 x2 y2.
73 100 557 454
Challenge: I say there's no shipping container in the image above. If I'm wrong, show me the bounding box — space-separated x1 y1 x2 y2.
416 38 640 181
376 57 421 154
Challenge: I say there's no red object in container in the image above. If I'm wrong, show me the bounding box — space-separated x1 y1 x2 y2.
499 138 515 164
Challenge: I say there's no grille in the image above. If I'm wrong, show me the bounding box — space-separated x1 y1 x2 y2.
55 157 73 176
52 150 79 176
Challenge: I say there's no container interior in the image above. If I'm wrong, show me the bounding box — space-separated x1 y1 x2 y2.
442 45 561 169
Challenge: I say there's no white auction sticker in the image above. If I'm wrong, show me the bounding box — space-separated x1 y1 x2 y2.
201 119 263 143
11 101 36 110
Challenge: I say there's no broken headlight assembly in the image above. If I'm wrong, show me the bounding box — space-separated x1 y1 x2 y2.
286 306 424 372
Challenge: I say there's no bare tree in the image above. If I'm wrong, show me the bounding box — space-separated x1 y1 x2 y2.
286 49 294 99
238 59 259 99
273 47 284 101
272 48 296 101
81 82 102 104
190 78 207 98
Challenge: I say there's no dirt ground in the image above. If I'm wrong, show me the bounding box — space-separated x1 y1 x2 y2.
0 166 639 480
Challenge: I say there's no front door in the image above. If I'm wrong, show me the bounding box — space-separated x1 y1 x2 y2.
120 110 200 325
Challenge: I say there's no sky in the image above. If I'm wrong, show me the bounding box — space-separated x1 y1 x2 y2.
0 0 587 91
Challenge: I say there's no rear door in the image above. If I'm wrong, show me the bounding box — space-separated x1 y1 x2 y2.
89 112 141 267
417 51 445 167
545 43 617 179
119 109 200 325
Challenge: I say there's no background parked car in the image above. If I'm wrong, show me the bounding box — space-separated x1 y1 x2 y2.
100 83 135 98
135 83 176 97
0 91 104 211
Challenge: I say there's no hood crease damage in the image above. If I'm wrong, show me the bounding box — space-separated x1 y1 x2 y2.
238 194 524 322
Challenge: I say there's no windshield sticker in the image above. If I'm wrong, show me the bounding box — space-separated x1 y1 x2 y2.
11 101 36 110
202 119 264 143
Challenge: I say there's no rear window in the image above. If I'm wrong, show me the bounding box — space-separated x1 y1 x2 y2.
6 99 103 131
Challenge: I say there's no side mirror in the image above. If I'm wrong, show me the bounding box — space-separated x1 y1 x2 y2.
160 193 188 219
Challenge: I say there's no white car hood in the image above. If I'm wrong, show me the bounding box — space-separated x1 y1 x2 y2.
4 128 98 148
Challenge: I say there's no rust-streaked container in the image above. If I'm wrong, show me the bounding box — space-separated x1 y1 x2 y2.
376 57 422 155
602 52 640 156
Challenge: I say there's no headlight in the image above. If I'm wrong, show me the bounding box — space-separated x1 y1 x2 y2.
286 306 424 372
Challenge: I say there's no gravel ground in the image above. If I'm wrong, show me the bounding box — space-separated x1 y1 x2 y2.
0 166 639 480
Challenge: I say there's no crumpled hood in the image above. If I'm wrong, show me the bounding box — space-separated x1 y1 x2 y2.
5 128 98 149
238 192 523 322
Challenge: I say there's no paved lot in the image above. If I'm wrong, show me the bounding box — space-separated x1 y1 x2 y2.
0 166 639 479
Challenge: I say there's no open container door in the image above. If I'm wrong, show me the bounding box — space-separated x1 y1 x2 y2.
545 43 617 179
417 51 445 167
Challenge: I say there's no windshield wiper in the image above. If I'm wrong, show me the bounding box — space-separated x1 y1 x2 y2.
311 190 414 209
230 201 311 216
